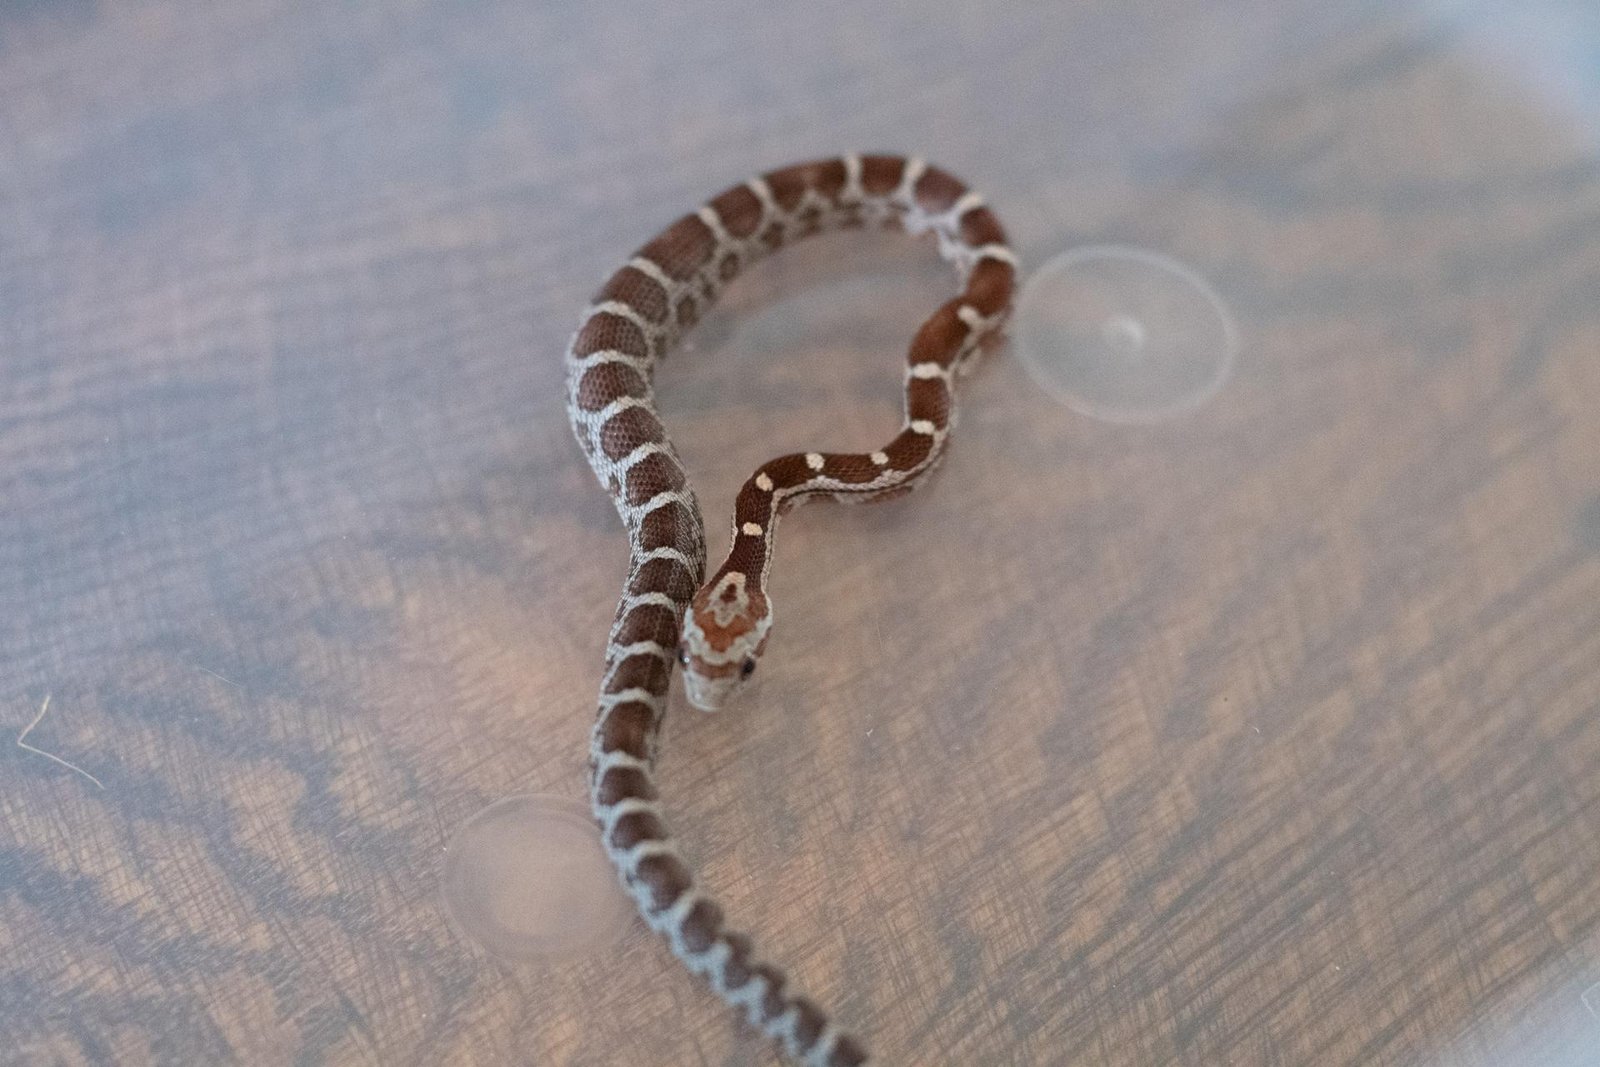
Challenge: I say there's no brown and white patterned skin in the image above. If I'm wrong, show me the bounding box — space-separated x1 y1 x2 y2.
565 154 1015 1066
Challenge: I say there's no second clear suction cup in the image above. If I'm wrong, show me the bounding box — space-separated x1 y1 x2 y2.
441 793 632 964
1013 245 1238 423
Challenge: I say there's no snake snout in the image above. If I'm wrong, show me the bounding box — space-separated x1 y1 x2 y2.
683 670 735 712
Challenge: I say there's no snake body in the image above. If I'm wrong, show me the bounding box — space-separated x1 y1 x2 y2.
565 154 1015 1065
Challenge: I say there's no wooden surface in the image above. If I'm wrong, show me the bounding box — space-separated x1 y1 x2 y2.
4 2 1600 1064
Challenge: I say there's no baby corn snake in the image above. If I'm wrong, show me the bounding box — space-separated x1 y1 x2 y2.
565 154 1015 1065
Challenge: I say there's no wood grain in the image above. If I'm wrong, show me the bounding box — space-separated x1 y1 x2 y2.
3 2 1600 1064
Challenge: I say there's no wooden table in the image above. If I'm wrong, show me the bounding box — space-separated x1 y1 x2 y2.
4 2 1599 1063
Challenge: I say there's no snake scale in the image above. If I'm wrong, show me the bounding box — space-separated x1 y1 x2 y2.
565 154 1016 1065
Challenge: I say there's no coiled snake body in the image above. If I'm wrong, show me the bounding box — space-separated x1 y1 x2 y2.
565 154 1015 1065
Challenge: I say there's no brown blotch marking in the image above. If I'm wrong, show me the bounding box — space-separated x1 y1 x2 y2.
637 214 718 282
964 259 1015 318
637 504 697 553
719 931 754 987
913 165 967 213
680 898 724 953
717 253 740 282
634 852 692 912
614 602 680 647
886 427 935 469
594 265 670 325
804 157 848 203
735 480 780 523
709 184 764 238
624 451 686 506
958 206 1007 248
573 311 649 359
752 963 788 1021
907 377 950 426
598 701 655 761
790 998 826 1051
762 452 813 487
599 406 666 461
725 532 771 581
609 809 666 852
576 362 648 412
859 154 905 196
762 165 809 212
911 300 972 365
825 453 885 485
828 1035 870 1067
605 654 671 697
628 556 697 603
675 293 699 330
595 766 657 806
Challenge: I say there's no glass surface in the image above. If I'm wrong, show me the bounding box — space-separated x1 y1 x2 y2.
2 2 1598 1065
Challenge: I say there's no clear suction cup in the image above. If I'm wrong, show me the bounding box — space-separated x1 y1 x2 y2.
1013 245 1238 423
441 793 632 963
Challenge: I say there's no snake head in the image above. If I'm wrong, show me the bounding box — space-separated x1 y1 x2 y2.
678 571 772 711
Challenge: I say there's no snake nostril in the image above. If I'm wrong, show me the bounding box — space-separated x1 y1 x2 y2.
740 658 756 678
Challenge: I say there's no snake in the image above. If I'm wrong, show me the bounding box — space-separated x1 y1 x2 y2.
565 154 1015 1065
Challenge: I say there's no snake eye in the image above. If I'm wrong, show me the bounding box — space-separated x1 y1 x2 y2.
740 658 757 679
677 645 690 667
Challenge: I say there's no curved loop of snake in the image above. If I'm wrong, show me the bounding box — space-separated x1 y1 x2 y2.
565 154 1016 1065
